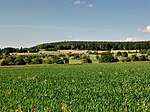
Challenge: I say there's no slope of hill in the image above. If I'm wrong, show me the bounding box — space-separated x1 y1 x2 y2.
34 41 150 51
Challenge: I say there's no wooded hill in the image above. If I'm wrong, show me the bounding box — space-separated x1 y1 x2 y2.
0 41 150 53
35 41 150 51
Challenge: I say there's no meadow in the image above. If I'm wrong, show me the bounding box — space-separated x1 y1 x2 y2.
0 62 150 111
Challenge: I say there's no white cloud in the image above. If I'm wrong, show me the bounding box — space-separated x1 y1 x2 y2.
125 37 143 42
73 0 94 8
126 37 135 41
143 25 150 32
74 0 81 5
88 4 93 8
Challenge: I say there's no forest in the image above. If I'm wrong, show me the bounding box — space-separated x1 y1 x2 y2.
0 41 150 54
36 41 150 51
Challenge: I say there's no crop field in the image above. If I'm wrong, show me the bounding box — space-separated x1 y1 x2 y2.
0 62 150 111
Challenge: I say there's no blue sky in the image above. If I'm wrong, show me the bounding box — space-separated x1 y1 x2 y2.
0 0 150 48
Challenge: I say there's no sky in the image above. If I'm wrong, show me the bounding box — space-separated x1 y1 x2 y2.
0 0 150 48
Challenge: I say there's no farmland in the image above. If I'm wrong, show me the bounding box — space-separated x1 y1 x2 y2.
0 62 150 111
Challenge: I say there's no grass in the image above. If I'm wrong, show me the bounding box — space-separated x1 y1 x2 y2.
0 62 150 111
69 59 82 64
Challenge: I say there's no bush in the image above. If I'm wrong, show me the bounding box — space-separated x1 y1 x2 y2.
82 58 92 63
130 55 139 61
46 58 53 64
147 51 150 55
88 51 93 54
56 59 64 64
0 59 6 66
4 50 10 56
122 52 128 57
140 49 147 54
63 57 69 64
96 55 99 60
120 57 131 62
58 54 66 57
99 52 119 63
126 57 131 62
139 55 148 61
32 58 43 64
4 56 15 65
94 51 98 55
81 55 92 63
24 56 32 64
51 55 60 64
116 51 122 56
67 53 72 57
72 54 81 59
14 57 26 65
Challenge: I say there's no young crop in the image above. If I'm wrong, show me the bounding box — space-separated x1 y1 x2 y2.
0 62 150 111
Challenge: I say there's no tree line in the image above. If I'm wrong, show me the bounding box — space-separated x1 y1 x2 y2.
0 54 69 66
0 50 150 66
36 41 150 51
0 41 150 54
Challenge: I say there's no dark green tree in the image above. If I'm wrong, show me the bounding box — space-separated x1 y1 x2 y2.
122 52 128 57
63 57 69 64
46 58 53 64
99 52 119 63
0 59 6 66
82 54 92 63
116 51 122 56
56 59 64 64
131 55 139 61
32 58 43 64
14 56 26 65
139 55 148 61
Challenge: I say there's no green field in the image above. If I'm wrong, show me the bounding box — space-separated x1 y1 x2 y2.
0 62 150 111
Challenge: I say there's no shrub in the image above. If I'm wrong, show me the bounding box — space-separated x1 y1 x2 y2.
122 52 128 57
63 57 69 64
4 50 10 56
94 51 98 55
140 49 147 54
130 55 139 61
126 57 131 62
82 58 92 63
82 54 92 63
139 55 148 61
58 54 66 57
120 57 131 62
32 58 43 64
96 55 99 60
88 51 93 54
0 59 6 66
51 55 60 64
99 52 119 63
46 58 53 64
116 51 122 56
147 51 150 55
72 54 81 59
4 56 16 65
24 56 32 64
56 59 64 64
67 53 72 57
14 57 26 65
